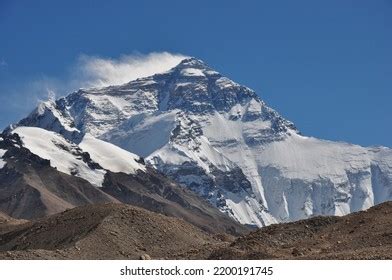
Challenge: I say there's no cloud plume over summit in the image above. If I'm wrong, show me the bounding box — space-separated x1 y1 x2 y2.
74 52 187 88
0 52 187 130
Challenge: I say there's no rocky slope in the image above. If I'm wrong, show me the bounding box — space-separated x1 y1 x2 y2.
1 202 392 260
8 57 392 227
209 201 392 260
0 131 117 219
0 204 218 259
0 211 26 235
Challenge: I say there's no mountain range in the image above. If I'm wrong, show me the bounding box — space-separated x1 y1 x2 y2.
1 57 392 228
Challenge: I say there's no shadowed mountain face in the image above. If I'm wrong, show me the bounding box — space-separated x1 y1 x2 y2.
0 132 117 219
102 169 246 235
8 57 392 227
0 132 247 235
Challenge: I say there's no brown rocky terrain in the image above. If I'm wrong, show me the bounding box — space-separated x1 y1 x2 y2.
0 203 221 259
0 211 27 235
209 201 392 260
1 202 392 259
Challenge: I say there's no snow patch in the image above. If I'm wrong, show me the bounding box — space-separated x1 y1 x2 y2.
38 100 78 132
80 135 145 174
215 77 238 89
0 148 6 169
13 127 106 187
106 111 178 157
258 134 370 181
180 68 205 77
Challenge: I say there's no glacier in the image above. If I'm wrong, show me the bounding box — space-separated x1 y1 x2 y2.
7 57 392 227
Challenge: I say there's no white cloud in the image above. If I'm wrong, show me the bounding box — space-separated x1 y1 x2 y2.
0 52 188 128
73 52 187 88
17 52 187 100
0 52 189 129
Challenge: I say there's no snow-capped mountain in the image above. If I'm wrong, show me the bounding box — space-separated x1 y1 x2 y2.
7 57 392 227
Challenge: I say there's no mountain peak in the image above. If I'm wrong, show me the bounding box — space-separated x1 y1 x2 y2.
11 56 294 138
159 57 221 80
175 57 210 70
155 63 258 113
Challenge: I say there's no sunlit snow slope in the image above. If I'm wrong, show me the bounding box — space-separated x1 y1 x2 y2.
11 127 145 187
10 58 392 227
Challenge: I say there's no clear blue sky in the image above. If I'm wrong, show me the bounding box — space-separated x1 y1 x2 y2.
0 0 391 147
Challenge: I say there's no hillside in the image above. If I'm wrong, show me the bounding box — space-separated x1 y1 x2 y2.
1 202 392 259
209 201 392 259
0 203 219 259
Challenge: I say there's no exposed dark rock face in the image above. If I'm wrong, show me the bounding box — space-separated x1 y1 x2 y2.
101 168 248 235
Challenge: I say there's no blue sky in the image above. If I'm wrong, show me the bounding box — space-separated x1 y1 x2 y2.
0 0 391 147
